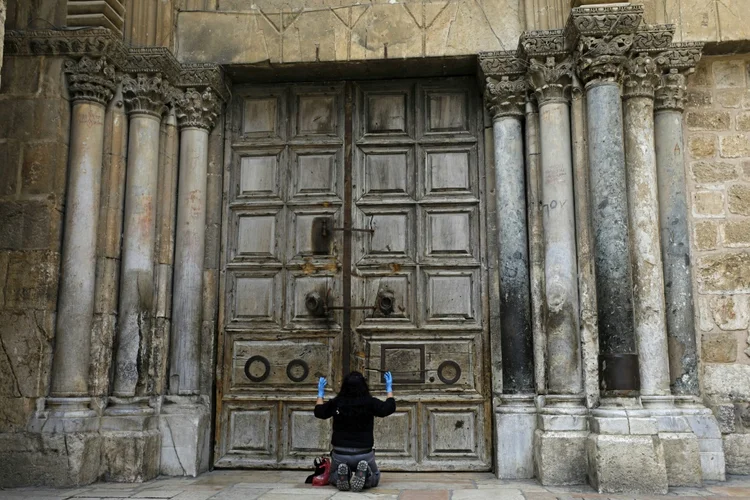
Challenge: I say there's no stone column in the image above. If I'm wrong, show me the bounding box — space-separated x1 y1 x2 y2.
571 5 668 494
169 87 220 395
113 73 170 397
49 56 115 400
653 50 701 398
654 44 725 483
622 53 670 399
480 52 536 479
522 31 588 486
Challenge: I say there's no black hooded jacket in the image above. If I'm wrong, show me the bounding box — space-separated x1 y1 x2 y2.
314 396 396 449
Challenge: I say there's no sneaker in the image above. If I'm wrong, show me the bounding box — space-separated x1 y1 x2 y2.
336 463 350 491
350 460 368 492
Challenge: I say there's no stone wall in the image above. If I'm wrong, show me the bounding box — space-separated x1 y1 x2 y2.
685 54 750 475
0 55 69 432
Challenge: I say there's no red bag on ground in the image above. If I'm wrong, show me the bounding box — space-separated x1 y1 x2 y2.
305 456 331 486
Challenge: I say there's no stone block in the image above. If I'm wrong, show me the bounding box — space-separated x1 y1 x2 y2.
716 89 744 108
101 429 160 482
739 403 750 430
0 139 20 196
713 60 746 88
714 403 737 433
688 61 713 87
159 399 211 477
701 333 738 363
688 135 717 159
20 141 67 196
0 431 101 488
495 410 535 479
728 184 750 215
686 89 713 107
691 161 739 184
533 429 588 485
0 56 41 96
628 417 659 435
720 134 750 158
723 220 750 247
704 363 750 399
692 190 724 217
694 221 718 250
686 110 731 130
3 250 58 309
0 310 54 398
586 433 668 495
654 415 692 433
589 417 629 435
660 432 703 487
0 397 36 432
723 434 750 474
697 252 750 293
685 413 723 439
700 451 727 481
737 111 750 130
708 295 750 331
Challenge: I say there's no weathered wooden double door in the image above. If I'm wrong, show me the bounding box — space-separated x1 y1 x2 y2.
216 77 491 470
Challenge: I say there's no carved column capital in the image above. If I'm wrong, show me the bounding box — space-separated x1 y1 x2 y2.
527 55 575 105
623 52 660 99
567 4 644 88
64 56 117 105
122 72 171 117
174 87 221 130
484 75 527 119
653 43 704 112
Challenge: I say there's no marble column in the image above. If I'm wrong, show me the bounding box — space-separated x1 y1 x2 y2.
113 73 170 397
169 88 220 395
50 57 115 400
654 51 701 397
623 53 671 398
527 54 582 397
481 56 537 479
485 75 534 394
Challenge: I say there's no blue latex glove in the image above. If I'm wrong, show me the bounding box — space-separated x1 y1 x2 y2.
317 377 327 398
384 371 393 393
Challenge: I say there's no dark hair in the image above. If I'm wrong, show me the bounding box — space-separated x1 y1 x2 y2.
333 371 371 420
337 371 370 399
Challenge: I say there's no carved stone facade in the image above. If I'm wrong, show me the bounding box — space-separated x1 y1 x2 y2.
0 0 749 493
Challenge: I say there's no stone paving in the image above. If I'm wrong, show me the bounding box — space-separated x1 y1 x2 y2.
1 471 750 500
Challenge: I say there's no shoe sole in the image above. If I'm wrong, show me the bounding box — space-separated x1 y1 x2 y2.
336 463 350 491
350 460 368 492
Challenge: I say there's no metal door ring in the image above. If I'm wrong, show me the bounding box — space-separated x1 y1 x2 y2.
286 359 310 382
437 360 461 385
244 355 271 382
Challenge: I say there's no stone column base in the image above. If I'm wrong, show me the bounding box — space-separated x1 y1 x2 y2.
675 397 726 481
495 394 536 479
0 397 103 488
159 395 211 476
587 403 668 495
100 397 161 482
533 396 589 485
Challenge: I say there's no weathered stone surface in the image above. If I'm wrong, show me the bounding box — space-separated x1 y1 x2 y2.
723 434 750 475
701 333 738 363
704 363 750 399
716 89 744 108
660 432 703 487
495 404 536 479
0 431 101 487
586 434 668 495
706 295 750 330
0 310 54 398
691 161 739 183
0 397 35 432
720 134 750 158
697 252 750 293
686 110 730 130
0 202 59 251
0 140 20 196
686 89 712 107
101 429 160 482
714 404 737 434
692 190 725 217
159 399 211 476
3 250 59 309
713 60 746 88
694 221 718 250
534 430 588 485
728 184 750 215
736 111 750 130
724 220 750 247
688 135 717 159
20 141 67 196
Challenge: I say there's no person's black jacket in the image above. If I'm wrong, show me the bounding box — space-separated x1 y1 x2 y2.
314 396 396 450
